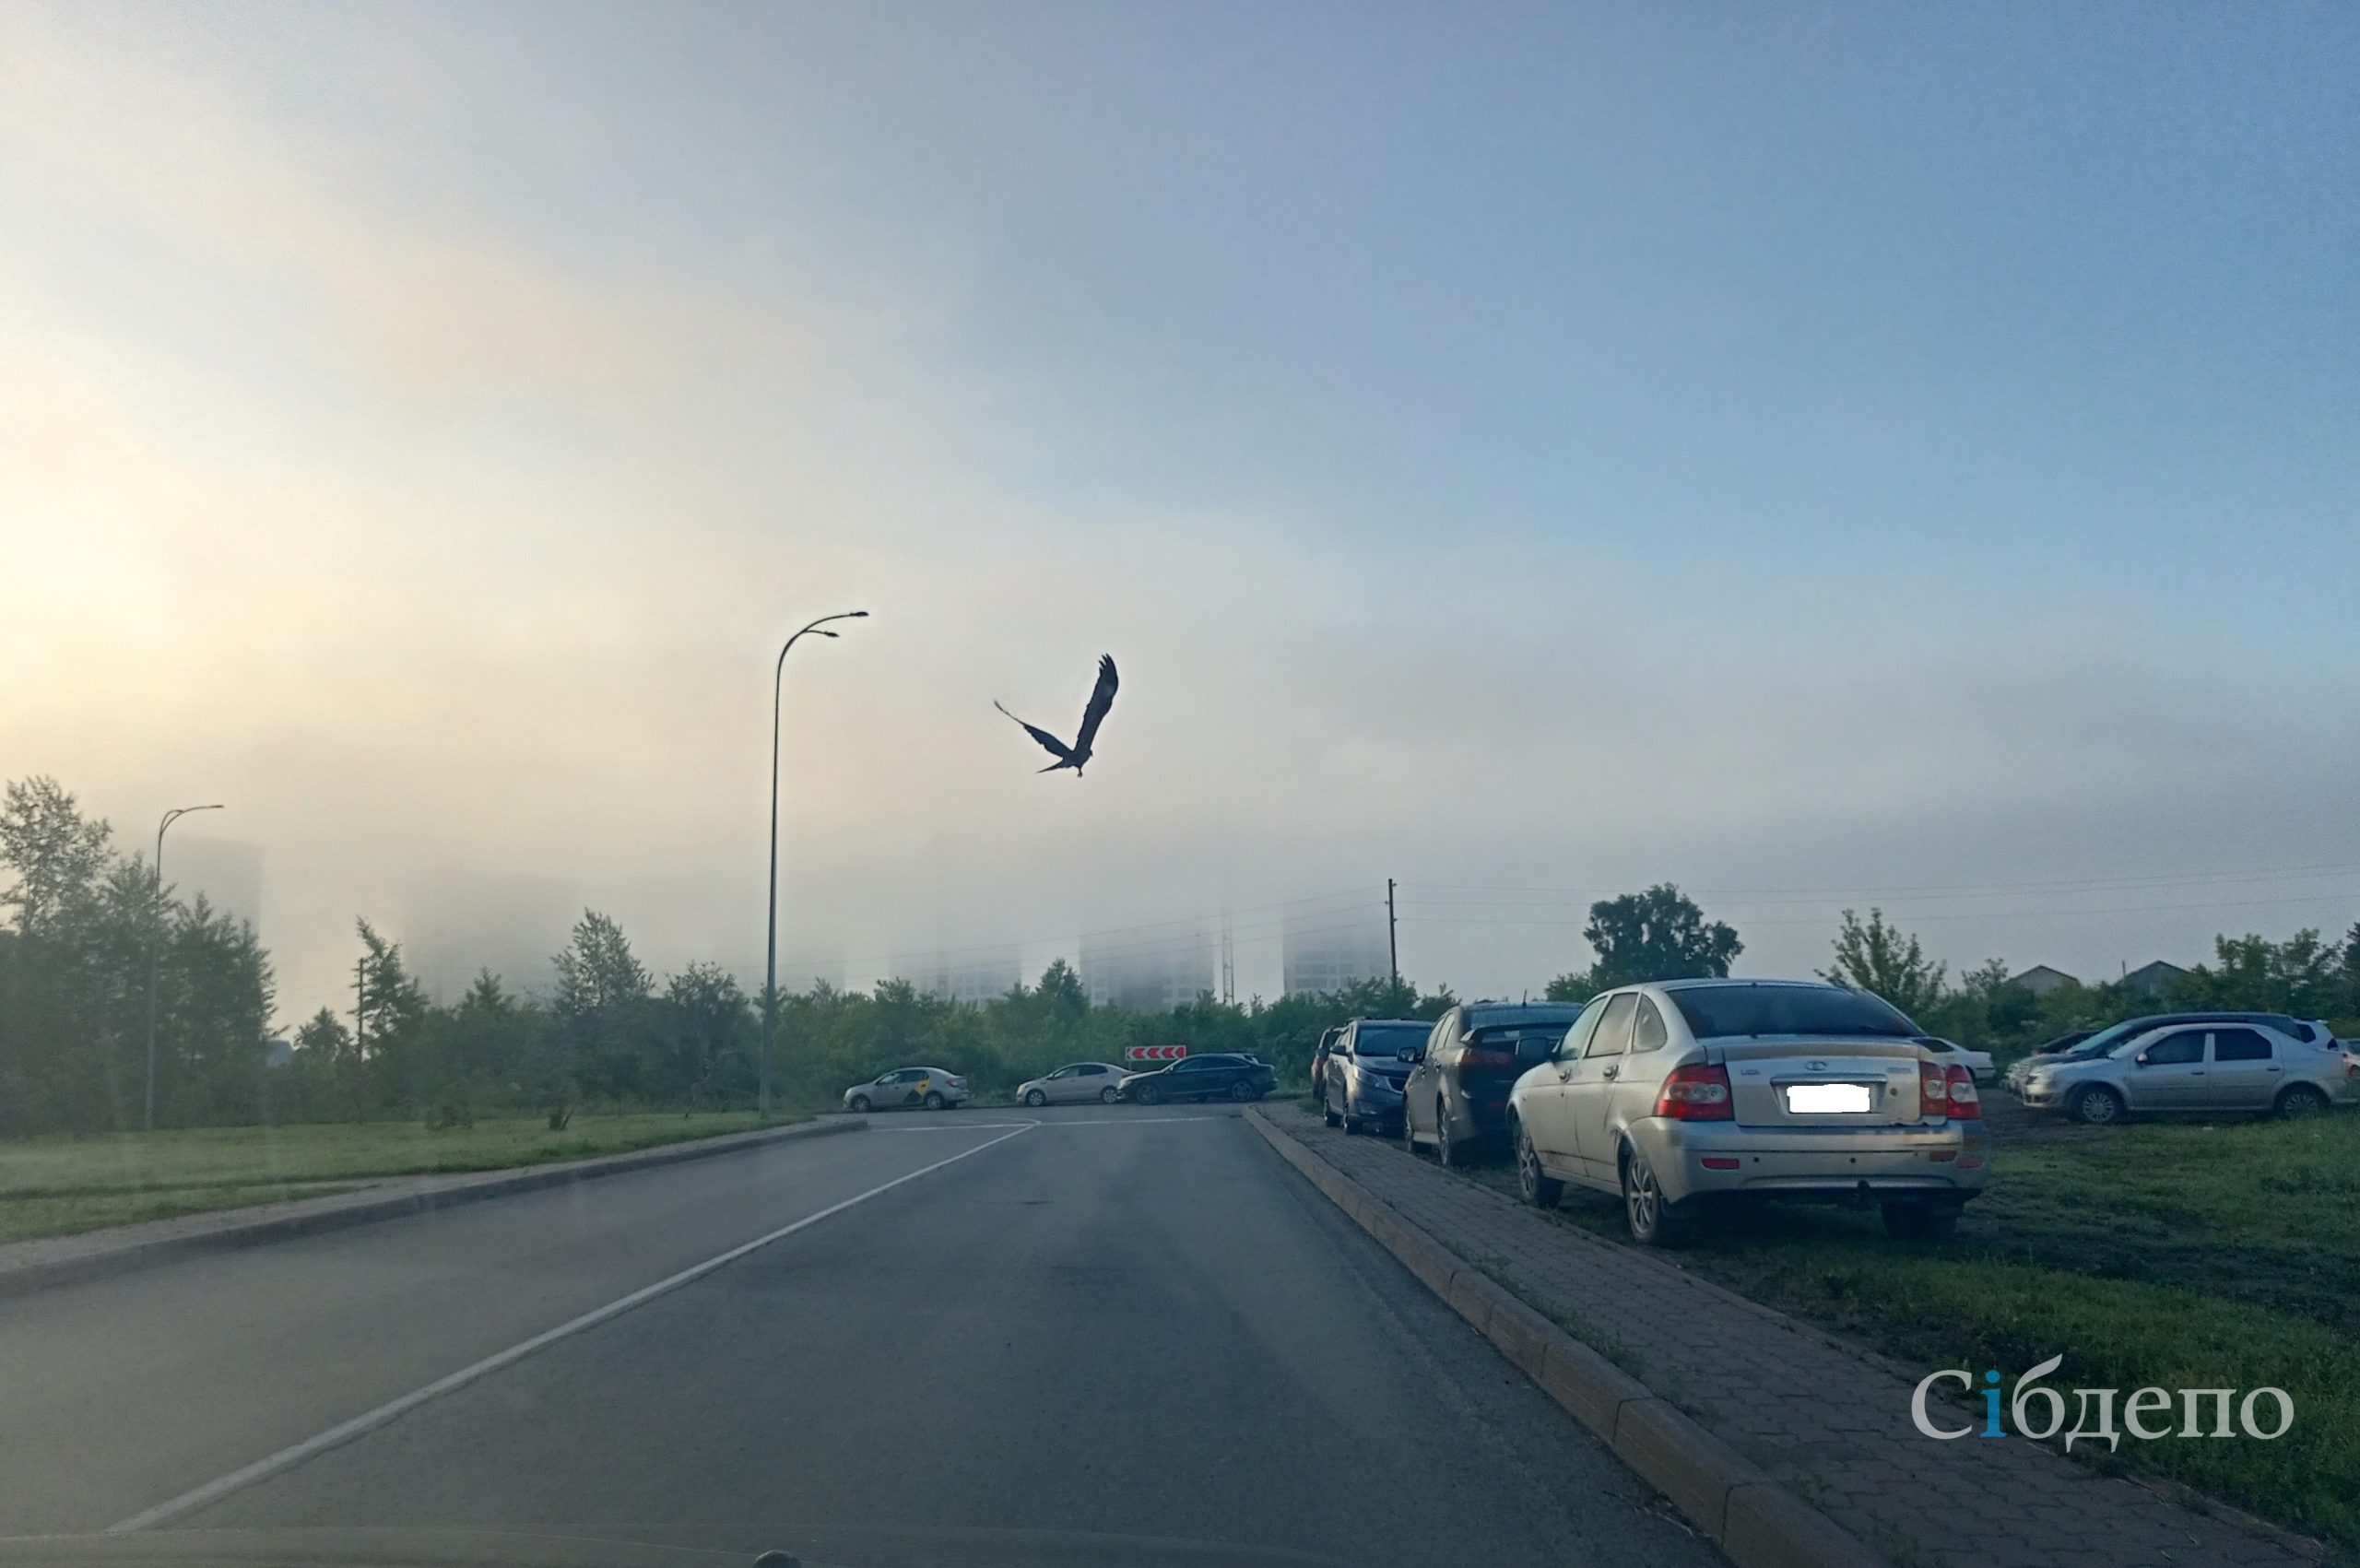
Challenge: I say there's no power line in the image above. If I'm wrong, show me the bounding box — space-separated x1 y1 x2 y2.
1398 858 2360 902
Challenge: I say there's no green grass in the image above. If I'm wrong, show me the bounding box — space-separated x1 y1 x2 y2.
1486 1109 2360 1557
0 1110 807 1245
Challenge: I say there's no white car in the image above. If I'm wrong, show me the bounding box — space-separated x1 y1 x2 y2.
1917 1036 1995 1084
1015 1062 1127 1106
842 1066 970 1112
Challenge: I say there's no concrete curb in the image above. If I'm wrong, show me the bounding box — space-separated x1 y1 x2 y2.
1245 1107 1886 1568
0 1116 867 1300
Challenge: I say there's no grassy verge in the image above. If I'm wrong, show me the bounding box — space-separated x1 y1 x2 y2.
1457 1105 2360 1557
0 1109 808 1245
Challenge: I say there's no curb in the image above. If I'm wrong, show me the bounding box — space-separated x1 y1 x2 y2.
0 1116 867 1300
1245 1106 1887 1568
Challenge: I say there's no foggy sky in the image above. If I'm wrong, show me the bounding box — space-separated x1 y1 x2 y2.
4 4 2356 1028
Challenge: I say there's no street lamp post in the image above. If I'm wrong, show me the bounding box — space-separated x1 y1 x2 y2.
147 802 223 1132
762 611 867 1116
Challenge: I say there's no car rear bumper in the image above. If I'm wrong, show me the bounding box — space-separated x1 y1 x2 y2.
1637 1119 1988 1207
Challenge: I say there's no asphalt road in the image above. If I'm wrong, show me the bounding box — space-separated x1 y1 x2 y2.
0 1105 1720 1568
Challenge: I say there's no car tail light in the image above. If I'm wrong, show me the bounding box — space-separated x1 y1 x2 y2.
1699 1156 1740 1170
1458 1047 1516 1069
1654 1063 1732 1120
1944 1065 1979 1119
1919 1063 1948 1119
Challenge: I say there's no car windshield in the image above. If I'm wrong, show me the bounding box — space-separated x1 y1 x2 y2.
1670 985 1919 1041
6 11 2348 1568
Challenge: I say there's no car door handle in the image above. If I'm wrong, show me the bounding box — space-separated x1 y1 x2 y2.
2265 1066 2283 1072
1600 1066 1618 1080
1555 1067 1573 1082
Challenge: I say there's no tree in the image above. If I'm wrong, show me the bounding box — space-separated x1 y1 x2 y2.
656 962 754 1108
552 910 654 1118
352 920 429 1112
1821 908 1947 1021
0 776 112 937
1033 958 1088 1025
2171 929 2343 1020
1550 884 1741 995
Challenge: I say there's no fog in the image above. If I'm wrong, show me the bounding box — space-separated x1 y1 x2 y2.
5 7 2356 1028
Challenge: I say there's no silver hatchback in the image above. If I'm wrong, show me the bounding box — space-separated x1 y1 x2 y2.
2016 1022 2349 1125
1507 979 1986 1245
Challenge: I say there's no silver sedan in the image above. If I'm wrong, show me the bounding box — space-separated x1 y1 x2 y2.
2017 1022 2348 1125
1508 979 1986 1245
1015 1062 1126 1106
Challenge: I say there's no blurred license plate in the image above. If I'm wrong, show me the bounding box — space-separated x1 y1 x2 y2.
1785 1082 1874 1114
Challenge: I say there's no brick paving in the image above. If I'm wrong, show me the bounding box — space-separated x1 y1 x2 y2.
1263 1104 2312 1568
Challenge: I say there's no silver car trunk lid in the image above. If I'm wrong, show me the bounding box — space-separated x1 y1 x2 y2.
1709 1038 1932 1127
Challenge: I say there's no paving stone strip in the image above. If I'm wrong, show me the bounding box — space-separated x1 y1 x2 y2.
1253 1103 2315 1568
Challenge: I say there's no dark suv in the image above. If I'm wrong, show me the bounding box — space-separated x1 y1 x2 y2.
1400 1001 1583 1164
1118 1053 1276 1104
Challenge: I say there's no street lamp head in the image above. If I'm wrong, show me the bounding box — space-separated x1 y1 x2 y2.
848 610 869 618
815 630 838 638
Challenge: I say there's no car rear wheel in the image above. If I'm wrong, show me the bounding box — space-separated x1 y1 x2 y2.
1621 1147 1690 1247
848 1094 871 1114
1323 1095 1342 1127
1435 1103 1464 1167
1882 1202 1960 1242
2067 1084 2125 1126
1515 1122 1562 1208
1100 1086 1119 1103
2275 1083 2330 1119
924 1091 947 1111
1024 1089 1047 1108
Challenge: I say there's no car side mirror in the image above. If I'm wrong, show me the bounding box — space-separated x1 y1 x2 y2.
2133 1053 2151 1067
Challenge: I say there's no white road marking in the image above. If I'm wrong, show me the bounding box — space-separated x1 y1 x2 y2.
104 1121 1036 1534
867 1114 1229 1130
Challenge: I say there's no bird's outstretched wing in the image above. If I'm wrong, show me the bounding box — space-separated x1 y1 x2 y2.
995 701 1074 763
1071 654 1119 756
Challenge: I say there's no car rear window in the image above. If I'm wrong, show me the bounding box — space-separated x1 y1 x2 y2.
1669 984 1919 1041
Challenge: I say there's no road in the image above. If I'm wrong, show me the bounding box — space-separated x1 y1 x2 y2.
0 1105 1719 1568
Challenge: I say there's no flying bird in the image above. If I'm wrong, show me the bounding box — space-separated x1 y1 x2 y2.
996 654 1119 776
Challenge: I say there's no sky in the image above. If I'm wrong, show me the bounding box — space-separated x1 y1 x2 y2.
2 1 2356 1026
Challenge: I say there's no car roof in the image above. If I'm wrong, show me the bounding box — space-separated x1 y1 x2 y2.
1657 977 1837 993
1465 1001 1583 1020
1350 1017 1427 1027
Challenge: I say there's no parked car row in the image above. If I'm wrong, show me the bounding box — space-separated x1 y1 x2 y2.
1328 981 1990 1245
843 1054 1276 1113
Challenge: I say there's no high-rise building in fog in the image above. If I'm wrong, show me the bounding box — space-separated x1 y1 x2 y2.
168 835 265 931
1080 931 1215 1013
904 949 1022 1004
400 873 577 1003
1283 914 1391 996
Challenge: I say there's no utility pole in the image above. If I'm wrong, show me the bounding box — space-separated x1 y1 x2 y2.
354 958 368 1055
1386 878 1399 990
1220 904 1235 1006
145 802 222 1132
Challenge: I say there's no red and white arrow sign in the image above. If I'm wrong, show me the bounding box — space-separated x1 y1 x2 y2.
1125 1044 1188 1062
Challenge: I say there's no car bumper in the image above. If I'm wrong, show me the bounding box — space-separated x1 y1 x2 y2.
1345 1082 1407 1122
1636 1119 1988 1207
